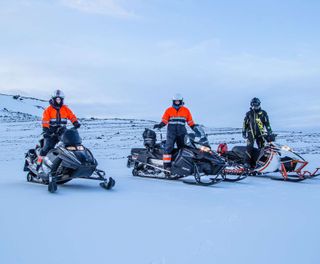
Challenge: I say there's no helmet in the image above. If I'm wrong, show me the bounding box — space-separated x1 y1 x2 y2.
173 93 183 101
52 89 65 99
51 90 65 108
251 97 261 110
172 93 184 109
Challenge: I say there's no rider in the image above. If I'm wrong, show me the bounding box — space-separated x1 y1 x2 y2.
154 93 197 172
38 90 81 164
242 97 272 168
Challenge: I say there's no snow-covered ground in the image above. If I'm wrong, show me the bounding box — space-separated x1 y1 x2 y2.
0 94 320 264
0 93 46 121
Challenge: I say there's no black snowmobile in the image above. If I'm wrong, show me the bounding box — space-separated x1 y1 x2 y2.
217 134 320 182
127 126 244 186
24 127 115 193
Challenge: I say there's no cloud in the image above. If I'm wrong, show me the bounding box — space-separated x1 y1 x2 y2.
60 0 138 18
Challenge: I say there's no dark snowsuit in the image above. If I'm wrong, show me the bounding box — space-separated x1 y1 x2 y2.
243 109 272 167
40 135 60 156
160 106 195 167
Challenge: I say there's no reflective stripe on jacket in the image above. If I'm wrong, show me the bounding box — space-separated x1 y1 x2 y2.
162 106 195 127
42 105 78 128
243 109 272 138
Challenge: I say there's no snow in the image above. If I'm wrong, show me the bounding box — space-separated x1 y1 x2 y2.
0 93 47 122
0 95 320 264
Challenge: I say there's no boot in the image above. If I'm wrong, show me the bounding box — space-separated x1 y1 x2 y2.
36 156 43 171
163 162 172 178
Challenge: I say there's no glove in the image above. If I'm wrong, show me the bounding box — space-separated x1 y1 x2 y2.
56 126 67 136
153 122 165 130
191 125 201 137
73 121 81 129
242 131 248 139
266 132 275 143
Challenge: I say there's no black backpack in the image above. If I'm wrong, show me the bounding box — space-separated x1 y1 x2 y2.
143 129 157 148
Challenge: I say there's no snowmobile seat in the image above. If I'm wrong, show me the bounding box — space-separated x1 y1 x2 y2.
131 148 147 156
230 146 261 163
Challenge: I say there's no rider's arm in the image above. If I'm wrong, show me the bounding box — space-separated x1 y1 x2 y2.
153 109 170 129
161 108 171 126
42 108 50 129
242 113 249 138
186 108 195 127
65 106 78 125
263 111 272 134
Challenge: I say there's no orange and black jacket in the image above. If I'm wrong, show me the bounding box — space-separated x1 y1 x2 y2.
42 103 78 131
160 106 195 135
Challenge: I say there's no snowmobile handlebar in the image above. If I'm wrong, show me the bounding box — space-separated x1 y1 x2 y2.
258 133 277 143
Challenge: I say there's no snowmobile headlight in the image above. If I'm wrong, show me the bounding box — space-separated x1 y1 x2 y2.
281 145 293 152
200 146 211 153
77 146 85 151
66 146 77 151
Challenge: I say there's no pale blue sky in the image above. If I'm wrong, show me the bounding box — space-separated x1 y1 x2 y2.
0 0 319 128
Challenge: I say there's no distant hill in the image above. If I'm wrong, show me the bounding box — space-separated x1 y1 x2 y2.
0 93 47 122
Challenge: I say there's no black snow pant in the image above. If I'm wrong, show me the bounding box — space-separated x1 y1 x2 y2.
40 135 60 156
163 125 187 168
246 132 265 168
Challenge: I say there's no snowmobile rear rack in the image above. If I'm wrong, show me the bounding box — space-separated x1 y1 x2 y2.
279 160 320 181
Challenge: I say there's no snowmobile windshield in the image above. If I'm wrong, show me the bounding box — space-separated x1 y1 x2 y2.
62 129 82 146
184 126 210 148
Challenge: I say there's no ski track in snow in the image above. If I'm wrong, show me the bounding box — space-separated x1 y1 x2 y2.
0 119 320 263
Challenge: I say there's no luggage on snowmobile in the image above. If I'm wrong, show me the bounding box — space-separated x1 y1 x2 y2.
24 128 115 193
128 126 236 186
143 128 157 149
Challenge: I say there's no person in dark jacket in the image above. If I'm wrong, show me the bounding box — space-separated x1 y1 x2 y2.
38 90 80 164
154 94 196 172
242 97 272 168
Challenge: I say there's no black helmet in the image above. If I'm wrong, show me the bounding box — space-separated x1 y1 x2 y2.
251 97 261 110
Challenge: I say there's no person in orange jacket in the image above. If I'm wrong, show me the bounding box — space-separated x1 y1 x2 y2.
39 90 81 158
154 93 197 171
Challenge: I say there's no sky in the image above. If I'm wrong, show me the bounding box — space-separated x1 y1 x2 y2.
0 0 319 129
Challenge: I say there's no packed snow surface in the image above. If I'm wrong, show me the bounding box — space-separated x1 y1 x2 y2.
0 94 319 264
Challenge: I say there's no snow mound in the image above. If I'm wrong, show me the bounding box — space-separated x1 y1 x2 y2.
0 93 47 121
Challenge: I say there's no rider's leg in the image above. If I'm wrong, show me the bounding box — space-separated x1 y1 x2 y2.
257 137 265 149
176 134 185 149
246 133 255 168
38 136 59 168
163 134 176 172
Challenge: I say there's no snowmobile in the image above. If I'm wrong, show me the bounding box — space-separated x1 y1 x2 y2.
24 127 115 193
127 127 246 186
217 134 320 182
